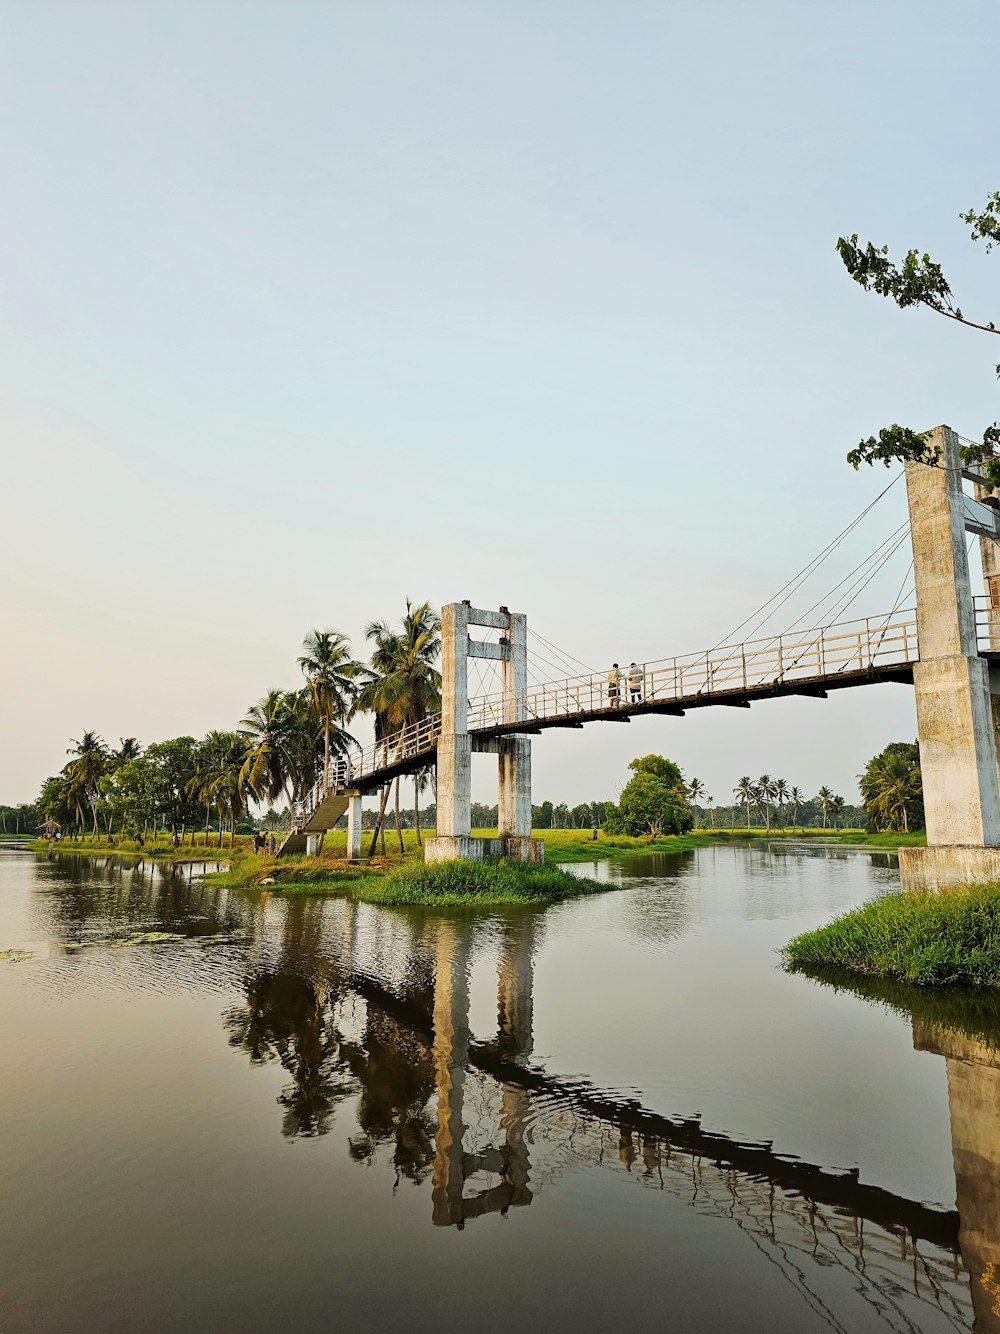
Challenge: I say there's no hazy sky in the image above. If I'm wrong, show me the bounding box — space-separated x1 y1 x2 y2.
3 0 1000 809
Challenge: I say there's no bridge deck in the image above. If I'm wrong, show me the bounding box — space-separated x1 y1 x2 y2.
296 612 922 816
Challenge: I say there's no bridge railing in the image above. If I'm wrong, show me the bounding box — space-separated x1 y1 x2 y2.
301 604 1000 800
298 715 444 823
467 611 919 730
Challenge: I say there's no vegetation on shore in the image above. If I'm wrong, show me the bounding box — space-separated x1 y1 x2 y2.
28 835 240 861
203 848 603 906
784 885 1000 987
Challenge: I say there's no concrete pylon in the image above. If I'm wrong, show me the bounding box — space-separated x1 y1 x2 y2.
900 426 1000 890
426 602 543 863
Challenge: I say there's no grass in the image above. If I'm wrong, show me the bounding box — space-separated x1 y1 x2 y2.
205 849 603 905
28 835 243 861
784 883 1000 987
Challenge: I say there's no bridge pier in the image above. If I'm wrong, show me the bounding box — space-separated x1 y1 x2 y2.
346 791 363 861
426 602 543 864
900 425 1000 891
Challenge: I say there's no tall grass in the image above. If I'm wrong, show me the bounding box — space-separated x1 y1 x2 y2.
352 859 605 906
784 884 1000 986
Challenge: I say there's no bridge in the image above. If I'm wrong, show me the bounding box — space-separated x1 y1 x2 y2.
280 424 1000 889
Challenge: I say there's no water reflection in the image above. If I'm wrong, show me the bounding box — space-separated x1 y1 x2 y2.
793 969 1000 1332
8 849 997 1332
215 897 982 1330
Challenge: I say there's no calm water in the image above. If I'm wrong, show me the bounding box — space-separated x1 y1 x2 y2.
2 843 998 1333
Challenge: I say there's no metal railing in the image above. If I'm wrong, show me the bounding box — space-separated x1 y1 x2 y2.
297 604 1000 817
469 610 920 730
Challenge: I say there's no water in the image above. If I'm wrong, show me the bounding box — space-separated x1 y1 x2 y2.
1 843 996 1333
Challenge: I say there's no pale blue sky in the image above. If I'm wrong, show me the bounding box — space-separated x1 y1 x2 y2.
3 1 999 807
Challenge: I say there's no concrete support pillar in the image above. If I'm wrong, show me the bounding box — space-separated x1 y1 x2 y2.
346 792 362 861
436 602 470 841
906 426 1000 848
498 736 532 837
431 922 471 1227
305 834 319 857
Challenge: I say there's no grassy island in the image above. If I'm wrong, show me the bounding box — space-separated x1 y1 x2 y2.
784 884 1000 987
206 853 604 906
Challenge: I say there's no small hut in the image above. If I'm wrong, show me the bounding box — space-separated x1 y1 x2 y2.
38 820 61 839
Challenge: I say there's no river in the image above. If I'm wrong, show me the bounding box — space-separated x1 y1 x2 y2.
1 842 996 1333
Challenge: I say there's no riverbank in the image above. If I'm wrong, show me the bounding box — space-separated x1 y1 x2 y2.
27 835 249 861
784 884 1000 987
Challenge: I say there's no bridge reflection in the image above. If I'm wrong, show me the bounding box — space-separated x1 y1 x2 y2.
220 900 1000 1329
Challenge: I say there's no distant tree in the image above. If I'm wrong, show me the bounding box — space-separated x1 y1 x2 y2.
773 778 789 830
735 776 754 829
816 785 835 830
859 741 923 833
605 755 693 839
788 785 804 828
532 800 554 829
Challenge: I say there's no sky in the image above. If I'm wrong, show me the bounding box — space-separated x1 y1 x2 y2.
3 0 1000 810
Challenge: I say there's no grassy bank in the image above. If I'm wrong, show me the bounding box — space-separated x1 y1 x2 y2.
28 835 247 861
784 884 1000 987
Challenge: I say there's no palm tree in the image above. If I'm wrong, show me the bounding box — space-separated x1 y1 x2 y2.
355 601 442 857
817 785 834 829
210 733 254 847
788 785 804 828
240 691 299 814
66 732 108 839
859 746 922 833
773 778 789 831
109 737 142 769
706 794 715 829
735 776 754 829
830 794 846 829
687 777 705 826
298 630 360 791
756 774 777 831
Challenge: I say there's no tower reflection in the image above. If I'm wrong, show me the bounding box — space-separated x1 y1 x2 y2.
223 902 983 1329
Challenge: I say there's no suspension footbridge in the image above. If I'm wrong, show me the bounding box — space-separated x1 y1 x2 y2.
280 425 1000 890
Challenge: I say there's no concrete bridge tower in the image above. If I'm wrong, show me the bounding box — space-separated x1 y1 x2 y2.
900 425 1000 890
425 602 544 864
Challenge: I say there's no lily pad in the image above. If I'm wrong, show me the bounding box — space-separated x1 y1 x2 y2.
111 931 185 947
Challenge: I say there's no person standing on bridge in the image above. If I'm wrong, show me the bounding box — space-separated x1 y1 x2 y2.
607 663 622 707
627 662 642 703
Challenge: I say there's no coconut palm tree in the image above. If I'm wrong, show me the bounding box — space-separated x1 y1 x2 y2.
240 690 299 814
65 731 108 839
773 778 789 831
859 745 922 833
735 776 754 829
817 785 835 829
686 777 705 825
355 601 442 857
298 630 361 791
756 774 778 831
830 794 846 829
788 785 804 828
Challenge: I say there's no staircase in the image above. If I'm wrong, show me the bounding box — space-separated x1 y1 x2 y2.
275 790 351 859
